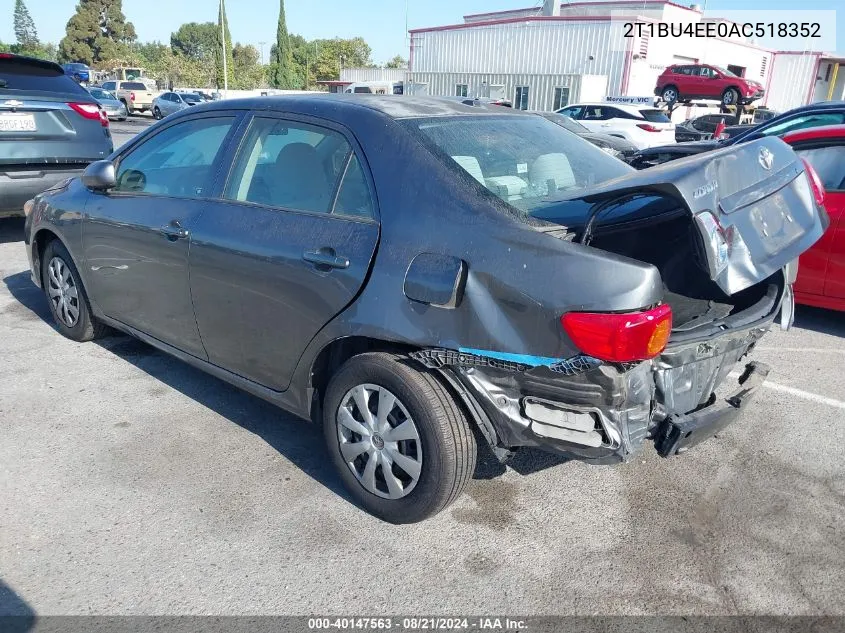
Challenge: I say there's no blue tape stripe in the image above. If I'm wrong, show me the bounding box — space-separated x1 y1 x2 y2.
458 348 563 368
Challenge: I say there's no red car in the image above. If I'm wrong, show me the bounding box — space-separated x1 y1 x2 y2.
655 64 765 107
784 125 845 311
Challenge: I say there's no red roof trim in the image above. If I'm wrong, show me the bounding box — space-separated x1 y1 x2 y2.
463 0 701 20
782 124 845 143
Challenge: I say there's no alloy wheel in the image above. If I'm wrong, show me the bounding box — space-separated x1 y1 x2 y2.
336 383 423 500
47 256 80 328
662 88 677 102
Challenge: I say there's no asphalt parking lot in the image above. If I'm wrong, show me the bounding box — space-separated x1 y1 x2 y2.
110 115 155 149
1 134 844 615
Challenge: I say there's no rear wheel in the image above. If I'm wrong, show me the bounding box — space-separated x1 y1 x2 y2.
153 106 162 120
661 85 678 104
721 88 740 106
41 240 107 342
323 352 477 523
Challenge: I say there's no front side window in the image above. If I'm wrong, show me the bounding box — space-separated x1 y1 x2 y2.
403 115 632 216
795 145 845 191
114 116 235 197
224 117 359 215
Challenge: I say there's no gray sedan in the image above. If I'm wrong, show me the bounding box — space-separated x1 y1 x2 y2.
152 91 203 119
22 95 826 523
87 86 127 121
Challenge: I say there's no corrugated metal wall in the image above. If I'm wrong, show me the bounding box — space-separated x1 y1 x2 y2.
340 68 407 83
408 72 589 110
411 20 627 96
766 54 817 112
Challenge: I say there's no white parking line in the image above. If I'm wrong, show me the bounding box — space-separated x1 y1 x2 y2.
730 371 845 410
757 347 845 355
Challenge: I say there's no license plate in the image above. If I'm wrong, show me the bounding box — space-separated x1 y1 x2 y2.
0 113 36 132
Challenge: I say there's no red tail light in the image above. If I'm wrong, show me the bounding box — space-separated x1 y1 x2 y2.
636 123 662 132
561 304 673 363
801 158 825 206
130 92 136 101
68 102 109 127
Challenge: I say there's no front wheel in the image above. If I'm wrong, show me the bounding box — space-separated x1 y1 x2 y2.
722 88 740 106
41 240 107 342
152 107 162 120
323 352 477 523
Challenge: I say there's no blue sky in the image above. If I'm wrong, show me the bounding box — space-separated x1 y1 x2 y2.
1 0 841 64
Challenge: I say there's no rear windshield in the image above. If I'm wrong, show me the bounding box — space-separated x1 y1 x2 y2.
123 82 147 90
639 109 671 123
0 59 88 95
402 115 632 216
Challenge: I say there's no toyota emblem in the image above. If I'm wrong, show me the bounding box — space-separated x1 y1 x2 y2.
758 147 774 171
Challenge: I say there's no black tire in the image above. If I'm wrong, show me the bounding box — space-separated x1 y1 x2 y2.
41 239 107 342
323 352 477 523
153 107 161 120
722 88 740 106
661 85 679 104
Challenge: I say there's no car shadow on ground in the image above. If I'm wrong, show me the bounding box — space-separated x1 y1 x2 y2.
4 271 555 500
0 218 25 245
794 305 845 338
0 579 35 631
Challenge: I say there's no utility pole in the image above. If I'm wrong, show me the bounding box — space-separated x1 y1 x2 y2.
258 41 267 65
220 0 228 96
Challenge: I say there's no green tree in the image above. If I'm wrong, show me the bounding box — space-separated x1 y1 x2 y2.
385 55 406 69
232 43 264 89
270 0 297 89
215 0 234 89
58 0 136 65
14 0 39 49
171 22 216 61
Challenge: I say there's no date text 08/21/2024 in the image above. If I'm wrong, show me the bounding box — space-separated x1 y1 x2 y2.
307 618 528 631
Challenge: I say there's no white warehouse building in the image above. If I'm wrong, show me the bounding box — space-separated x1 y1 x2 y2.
403 0 844 113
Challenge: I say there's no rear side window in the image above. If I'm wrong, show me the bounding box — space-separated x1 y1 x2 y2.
334 154 375 219
122 82 147 90
639 109 671 123
224 117 356 215
0 59 88 95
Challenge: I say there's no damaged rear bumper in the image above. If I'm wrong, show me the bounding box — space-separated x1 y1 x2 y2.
412 321 772 464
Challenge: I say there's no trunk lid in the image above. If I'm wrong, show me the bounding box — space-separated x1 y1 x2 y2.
571 137 828 295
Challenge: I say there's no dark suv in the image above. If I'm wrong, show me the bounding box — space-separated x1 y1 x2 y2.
1 54 112 218
656 64 765 106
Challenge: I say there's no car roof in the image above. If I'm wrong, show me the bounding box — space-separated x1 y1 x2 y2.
568 102 655 113
782 124 845 143
183 94 532 119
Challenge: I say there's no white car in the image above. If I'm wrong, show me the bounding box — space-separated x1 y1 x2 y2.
556 102 675 149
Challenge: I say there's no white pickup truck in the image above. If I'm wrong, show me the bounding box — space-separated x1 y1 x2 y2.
99 80 157 115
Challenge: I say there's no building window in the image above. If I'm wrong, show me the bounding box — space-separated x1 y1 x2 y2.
515 86 529 110
553 87 570 111
456 84 468 97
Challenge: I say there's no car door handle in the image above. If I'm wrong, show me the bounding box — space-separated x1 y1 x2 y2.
303 248 350 270
160 222 189 241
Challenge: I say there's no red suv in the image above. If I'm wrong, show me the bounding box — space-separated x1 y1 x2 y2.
655 64 765 107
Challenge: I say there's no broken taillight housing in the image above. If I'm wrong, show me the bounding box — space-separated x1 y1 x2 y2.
694 211 730 279
560 304 673 363
801 158 826 207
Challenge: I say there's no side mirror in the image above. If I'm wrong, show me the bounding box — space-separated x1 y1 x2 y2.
82 160 116 191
